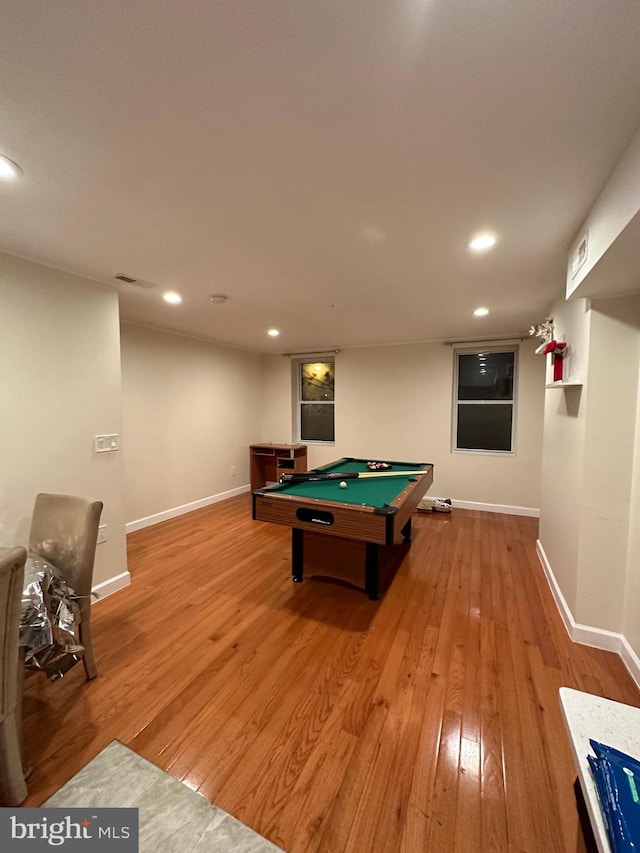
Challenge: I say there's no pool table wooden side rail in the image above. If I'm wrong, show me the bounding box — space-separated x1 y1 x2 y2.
389 466 434 541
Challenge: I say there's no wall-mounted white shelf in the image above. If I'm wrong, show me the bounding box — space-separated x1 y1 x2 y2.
545 372 584 389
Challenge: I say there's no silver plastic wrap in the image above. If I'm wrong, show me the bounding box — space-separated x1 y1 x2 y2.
20 554 85 681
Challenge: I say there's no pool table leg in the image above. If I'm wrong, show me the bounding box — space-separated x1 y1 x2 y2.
292 528 304 583
365 543 380 601
401 517 412 542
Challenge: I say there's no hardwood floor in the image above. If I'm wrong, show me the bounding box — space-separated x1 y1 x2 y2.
15 496 640 851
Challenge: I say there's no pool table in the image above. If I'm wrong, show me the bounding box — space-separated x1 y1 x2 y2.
252 457 434 599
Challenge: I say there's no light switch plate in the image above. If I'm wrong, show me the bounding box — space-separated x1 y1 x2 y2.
95 434 119 453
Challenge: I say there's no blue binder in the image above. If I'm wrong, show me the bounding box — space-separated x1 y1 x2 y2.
588 739 640 852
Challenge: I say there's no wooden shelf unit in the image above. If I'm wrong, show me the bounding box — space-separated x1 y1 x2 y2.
250 443 307 490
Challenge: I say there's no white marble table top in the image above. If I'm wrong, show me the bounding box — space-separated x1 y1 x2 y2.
559 686 640 853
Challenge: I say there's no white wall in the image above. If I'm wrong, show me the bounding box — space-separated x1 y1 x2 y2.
538 297 590 613
120 323 263 524
259 355 294 445
0 252 127 587
539 294 640 641
623 366 640 653
577 298 640 629
544 121 640 677
263 340 546 510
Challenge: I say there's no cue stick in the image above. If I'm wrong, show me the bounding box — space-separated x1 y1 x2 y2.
279 469 430 483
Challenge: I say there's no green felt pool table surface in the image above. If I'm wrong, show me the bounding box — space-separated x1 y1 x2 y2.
271 458 428 507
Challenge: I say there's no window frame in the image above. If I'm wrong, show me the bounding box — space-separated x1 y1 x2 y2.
292 355 336 445
452 345 518 456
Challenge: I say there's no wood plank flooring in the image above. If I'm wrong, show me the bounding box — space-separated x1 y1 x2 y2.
14 496 640 851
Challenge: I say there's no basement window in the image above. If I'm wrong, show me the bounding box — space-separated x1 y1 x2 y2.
453 348 516 453
295 359 335 443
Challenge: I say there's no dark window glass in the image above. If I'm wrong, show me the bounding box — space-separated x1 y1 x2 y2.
301 404 335 442
457 404 513 451
458 352 514 401
455 349 516 452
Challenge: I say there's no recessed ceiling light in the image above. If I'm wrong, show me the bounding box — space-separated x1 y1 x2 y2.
468 233 497 252
0 154 22 180
267 329 280 337
163 291 182 305
473 307 489 317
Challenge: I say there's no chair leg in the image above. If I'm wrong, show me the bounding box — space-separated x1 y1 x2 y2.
0 711 28 805
79 618 98 680
16 649 30 776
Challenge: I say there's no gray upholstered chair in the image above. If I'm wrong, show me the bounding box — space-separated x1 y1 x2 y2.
0 545 28 805
29 494 104 680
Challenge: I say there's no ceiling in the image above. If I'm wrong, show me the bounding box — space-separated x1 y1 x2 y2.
2 1 640 354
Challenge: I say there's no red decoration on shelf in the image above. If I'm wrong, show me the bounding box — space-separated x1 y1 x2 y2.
553 355 564 382
542 339 567 383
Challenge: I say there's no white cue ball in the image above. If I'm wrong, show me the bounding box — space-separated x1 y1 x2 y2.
339 481 348 488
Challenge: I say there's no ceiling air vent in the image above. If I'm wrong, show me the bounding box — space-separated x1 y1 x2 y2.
570 232 588 279
115 274 157 288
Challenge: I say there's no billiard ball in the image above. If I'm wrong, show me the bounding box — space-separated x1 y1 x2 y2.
339 481 348 488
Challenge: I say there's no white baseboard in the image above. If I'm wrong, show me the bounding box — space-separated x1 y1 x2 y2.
425 497 539 517
536 539 575 638
536 539 640 690
126 484 251 533
92 570 131 602
619 636 640 689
